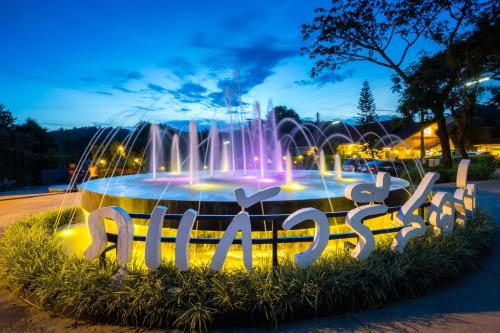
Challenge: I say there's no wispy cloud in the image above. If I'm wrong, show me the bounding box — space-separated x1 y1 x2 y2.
294 69 354 87
95 91 113 95
79 69 144 94
147 83 167 93
168 82 208 103
195 37 297 107
160 57 196 77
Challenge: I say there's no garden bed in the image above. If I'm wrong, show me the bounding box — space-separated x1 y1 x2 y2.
0 207 494 331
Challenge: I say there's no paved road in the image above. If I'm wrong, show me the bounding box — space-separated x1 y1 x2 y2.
0 189 80 234
0 180 498 332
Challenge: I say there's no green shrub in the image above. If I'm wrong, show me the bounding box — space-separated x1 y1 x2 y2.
426 155 496 183
0 208 494 331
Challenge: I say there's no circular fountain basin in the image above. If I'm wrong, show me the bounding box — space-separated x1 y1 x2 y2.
80 170 410 231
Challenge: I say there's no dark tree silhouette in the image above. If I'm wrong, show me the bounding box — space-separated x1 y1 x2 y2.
356 81 379 158
301 0 489 167
0 104 15 130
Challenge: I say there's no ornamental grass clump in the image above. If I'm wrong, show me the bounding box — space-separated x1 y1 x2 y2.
0 207 494 331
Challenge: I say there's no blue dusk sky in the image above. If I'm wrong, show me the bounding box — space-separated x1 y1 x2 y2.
1 0 441 129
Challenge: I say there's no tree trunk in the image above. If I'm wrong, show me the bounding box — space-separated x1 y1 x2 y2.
435 113 453 169
456 119 468 159
420 110 425 164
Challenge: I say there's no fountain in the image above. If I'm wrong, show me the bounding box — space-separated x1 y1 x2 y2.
170 134 181 175
208 121 219 178
188 121 199 185
319 149 327 175
77 109 411 233
221 140 230 172
149 124 165 178
285 151 293 185
334 153 342 179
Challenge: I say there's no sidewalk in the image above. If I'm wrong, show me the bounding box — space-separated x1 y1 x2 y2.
0 188 80 234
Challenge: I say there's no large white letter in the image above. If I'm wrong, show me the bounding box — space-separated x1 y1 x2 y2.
84 206 133 266
429 191 455 236
343 172 390 261
210 212 252 271
145 206 167 270
175 209 198 271
234 186 281 209
454 159 475 224
391 172 439 253
345 172 390 203
282 208 329 268
210 186 281 271
346 205 388 260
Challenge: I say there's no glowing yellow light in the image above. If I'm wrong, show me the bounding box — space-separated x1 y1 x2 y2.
99 159 106 165
282 183 305 191
118 145 125 152
203 165 208 169
424 127 432 135
190 183 220 190
60 229 73 237
57 209 399 270
134 158 140 163
160 166 166 171
298 155 303 160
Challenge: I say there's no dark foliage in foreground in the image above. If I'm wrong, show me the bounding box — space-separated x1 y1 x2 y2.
0 208 494 331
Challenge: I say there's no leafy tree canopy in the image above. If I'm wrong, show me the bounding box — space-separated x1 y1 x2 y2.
268 105 302 124
0 104 15 130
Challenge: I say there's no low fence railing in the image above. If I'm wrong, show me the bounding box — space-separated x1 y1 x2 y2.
102 203 430 267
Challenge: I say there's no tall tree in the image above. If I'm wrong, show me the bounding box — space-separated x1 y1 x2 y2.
0 104 15 130
445 15 499 158
357 81 378 128
356 81 379 158
394 54 454 163
302 0 488 168
268 105 301 124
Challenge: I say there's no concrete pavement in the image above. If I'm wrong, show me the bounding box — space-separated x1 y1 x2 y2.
0 188 80 234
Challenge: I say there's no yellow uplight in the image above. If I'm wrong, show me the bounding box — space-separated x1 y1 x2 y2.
60 229 73 237
282 183 305 191
190 183 220 190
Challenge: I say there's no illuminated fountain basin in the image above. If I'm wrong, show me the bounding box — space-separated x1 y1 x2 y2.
79 169 410 231
60 170 410 269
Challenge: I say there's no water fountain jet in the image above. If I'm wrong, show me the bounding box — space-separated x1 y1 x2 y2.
334 153 342 179
170 134 181 174
188 121 199 185
319 149 328 175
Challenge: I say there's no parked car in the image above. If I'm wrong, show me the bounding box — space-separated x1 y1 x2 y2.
360 160 406 177
341 158 374 172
